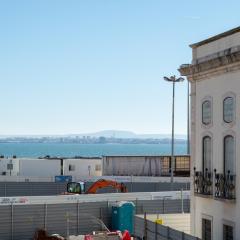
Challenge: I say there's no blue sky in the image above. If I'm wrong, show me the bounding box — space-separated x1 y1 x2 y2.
0 0 239 135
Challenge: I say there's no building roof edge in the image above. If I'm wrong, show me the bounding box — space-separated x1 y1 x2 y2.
190 26 240 48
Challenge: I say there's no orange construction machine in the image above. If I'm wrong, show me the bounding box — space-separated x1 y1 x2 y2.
66 179 128 194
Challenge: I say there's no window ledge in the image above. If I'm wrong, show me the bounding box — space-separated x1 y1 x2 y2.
194 192 213 199
214 197 236 203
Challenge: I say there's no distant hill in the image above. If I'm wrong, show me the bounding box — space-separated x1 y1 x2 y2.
75 130 137 138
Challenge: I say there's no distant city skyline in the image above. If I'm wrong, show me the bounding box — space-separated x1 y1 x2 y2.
1 1 239 135
0 129 187 139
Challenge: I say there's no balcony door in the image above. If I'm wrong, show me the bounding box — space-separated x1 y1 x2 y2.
224 135 235 175
203 136 212 173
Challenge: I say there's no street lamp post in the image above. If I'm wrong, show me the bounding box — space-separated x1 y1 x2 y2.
187 81 190 155
163 75 184 189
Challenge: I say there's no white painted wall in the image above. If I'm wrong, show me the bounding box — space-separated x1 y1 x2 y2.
0 158 105 179
19 159 61 177
193 71 240 239
190 30 240 240
63 158 102 178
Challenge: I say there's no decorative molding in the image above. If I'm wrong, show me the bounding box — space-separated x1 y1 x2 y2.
193 45 240 65
179 47 240 81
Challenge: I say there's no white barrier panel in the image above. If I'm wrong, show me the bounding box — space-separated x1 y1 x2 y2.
77 175 190 183
0 175 190 183
0 190 190 205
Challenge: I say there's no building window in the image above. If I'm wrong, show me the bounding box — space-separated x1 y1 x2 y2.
203 136 212 173
202 218 212 240
69 164 75 171
95 164 101 171
7 163 13 171
202 100 212 125
224 135 235 175
223 97 234 123
223 224 233 240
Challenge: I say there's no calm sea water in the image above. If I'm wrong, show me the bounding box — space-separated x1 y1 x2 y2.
0 143 187 158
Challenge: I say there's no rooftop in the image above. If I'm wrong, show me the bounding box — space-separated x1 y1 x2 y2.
190 26 240 48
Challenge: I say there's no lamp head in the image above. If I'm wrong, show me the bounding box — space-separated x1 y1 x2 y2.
163 76 185 82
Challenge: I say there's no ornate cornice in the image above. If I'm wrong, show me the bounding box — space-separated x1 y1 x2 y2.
179 46 240 81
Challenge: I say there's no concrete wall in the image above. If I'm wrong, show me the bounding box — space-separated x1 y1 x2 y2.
63 158 102 177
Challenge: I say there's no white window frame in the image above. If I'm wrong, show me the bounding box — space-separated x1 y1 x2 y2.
201 214 213 240
201 131 213 173
223 133 236 175
201 96 213 128
222 219 235 240
202 135 212 173
222 92 236 127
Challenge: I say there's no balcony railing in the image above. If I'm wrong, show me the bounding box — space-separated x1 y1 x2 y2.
214 170 236 200
194 168 213 196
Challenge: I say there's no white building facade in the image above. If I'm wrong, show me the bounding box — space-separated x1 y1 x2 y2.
0 157 102 178
63 158 102 178
19 158 61 177
180 27 240 240
0 157 19 176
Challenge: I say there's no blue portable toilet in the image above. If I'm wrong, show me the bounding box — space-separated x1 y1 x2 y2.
111 201 135 234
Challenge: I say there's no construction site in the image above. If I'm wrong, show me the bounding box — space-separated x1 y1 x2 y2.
0 154 197 240
0 174 198 240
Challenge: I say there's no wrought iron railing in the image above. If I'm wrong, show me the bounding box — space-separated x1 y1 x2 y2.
194 168 213 195
214 169 236 200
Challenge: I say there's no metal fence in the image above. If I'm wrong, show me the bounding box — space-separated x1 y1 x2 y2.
0 182 67 197
0 182 190 197
134 215 200 240
0 199 190 240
